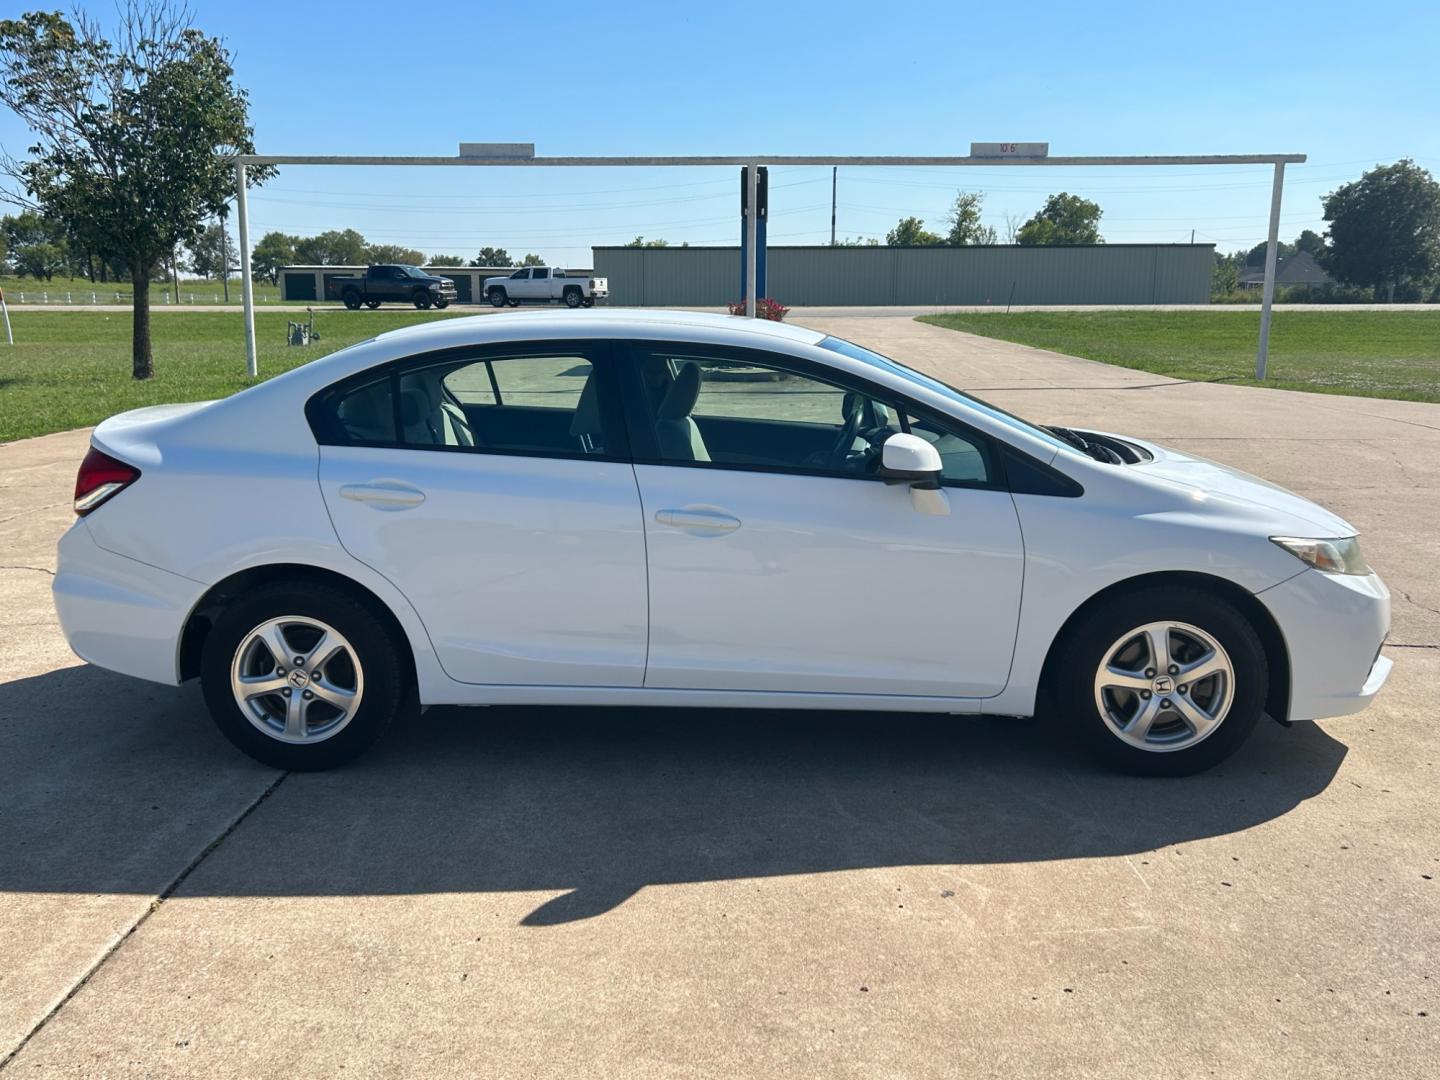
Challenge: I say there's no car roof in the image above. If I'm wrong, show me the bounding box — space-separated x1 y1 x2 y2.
370 309 827 351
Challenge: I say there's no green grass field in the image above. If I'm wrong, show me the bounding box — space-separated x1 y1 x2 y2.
0 309 468 442
918 310 1440 403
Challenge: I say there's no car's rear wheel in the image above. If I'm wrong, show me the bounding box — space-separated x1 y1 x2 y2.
200 581 407 770
365 299 381 310
563 287 582 308
1054 586 1267 776
413 290 432 310
582 298 595 307
342 289 361 310
488 288 507 307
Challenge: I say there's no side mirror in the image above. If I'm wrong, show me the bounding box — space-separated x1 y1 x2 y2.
880 433 943 490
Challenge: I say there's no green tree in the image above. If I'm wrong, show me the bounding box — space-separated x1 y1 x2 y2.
293 228 368 266
1211 250 1242 295
945 191 998 245
886 216 942 246
249 230 295 285
186 222 232 279
1244 239 1294 267
0 4 266 378
1016 193 1104 245
520 252 545 266
1321 159 1440 300
364 243 426 266
1293 229 1326 258
427 253 464 267
470 246 512 267
1 210 69 278
624 236 670 248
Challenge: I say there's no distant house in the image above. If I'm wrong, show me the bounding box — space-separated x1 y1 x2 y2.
1238 250 1332 290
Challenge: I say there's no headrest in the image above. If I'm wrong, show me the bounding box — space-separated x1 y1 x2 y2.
657 362 702 420
570 366 604 437
399 387 431 428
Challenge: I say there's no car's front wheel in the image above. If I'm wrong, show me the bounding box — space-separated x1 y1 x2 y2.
488 288 507 307
413 290 432 310
1054 586 1267 776
200 580 407 770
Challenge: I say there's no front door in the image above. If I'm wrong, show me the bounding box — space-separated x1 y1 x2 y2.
315 342 648 686
621 342 1025 699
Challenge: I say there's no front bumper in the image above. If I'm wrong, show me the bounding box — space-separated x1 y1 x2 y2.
1257 567 1392 721
52 520 205 686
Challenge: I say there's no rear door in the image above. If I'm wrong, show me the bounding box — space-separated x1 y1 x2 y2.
314 340 648 687
618 340 1025 699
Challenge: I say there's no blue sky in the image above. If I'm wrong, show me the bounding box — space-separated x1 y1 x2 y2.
3 0 1438 265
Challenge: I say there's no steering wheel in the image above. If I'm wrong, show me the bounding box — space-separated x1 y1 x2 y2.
827 398 866 469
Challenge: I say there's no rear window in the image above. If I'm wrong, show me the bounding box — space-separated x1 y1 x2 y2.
330 377 395 444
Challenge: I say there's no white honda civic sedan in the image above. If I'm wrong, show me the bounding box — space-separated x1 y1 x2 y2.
54 311 1391 775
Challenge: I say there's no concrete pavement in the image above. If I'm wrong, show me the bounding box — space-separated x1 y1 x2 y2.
0 317 1436 1077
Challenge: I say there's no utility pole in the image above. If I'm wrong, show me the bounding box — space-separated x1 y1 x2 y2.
220 213 230 303
831 166 837 245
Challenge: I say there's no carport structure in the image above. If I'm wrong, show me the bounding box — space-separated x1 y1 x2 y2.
231 145 1305 379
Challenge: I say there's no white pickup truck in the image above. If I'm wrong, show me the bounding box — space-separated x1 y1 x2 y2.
484 267 609 308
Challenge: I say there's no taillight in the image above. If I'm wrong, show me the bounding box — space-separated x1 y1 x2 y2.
74 446 140 516
589 278 596 289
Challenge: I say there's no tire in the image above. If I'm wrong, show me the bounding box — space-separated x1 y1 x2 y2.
488 288 507 308
563 287 582 308
508 299 520 308
365 299 381 310
1053 586 1267 776
200 580 408 770
342 289 361 310
434 299 450 309
413 290 432 310
582 298 594 307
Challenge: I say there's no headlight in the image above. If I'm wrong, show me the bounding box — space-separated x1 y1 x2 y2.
428 282 440 290
1271 536 1369 575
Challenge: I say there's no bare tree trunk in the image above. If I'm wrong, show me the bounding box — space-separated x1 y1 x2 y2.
132 265 153 380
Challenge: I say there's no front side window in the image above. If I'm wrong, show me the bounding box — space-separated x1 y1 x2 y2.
510 269 529 280
628 345 989 481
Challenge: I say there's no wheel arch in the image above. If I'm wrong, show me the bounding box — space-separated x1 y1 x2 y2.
179 563 419 691
1036 570 1291 725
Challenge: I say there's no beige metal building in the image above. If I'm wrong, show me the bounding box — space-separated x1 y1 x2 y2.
593 244 1214 307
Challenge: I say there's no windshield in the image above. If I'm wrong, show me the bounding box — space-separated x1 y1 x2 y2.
400 266 427 279
817 336 1071 453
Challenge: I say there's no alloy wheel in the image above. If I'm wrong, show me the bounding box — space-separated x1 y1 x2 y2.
1092 620 1234 752
230 616 365 744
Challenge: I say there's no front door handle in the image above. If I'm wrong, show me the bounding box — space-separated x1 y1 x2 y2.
338 480 426 509
655 507 741 533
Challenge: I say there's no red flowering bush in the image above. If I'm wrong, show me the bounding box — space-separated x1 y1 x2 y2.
727 297 790 321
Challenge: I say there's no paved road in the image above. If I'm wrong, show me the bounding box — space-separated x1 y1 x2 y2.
1 317 1436 1076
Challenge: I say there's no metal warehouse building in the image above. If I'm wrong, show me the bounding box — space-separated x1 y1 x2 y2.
593 244 1214 307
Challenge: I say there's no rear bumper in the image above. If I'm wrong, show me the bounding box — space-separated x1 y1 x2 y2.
1257 567 1392 721
52 521 204 686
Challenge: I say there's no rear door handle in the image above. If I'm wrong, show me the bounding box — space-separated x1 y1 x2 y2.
338 480 426 509
655 507 741 533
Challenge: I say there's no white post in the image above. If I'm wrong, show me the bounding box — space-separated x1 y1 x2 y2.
744 164 758 318
1255 161 1285 380
236 160 258 378
0 290 12 345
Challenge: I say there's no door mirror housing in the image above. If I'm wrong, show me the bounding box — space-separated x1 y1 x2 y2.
880 433 943 489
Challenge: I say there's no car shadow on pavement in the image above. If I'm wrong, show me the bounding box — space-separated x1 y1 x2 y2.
0 664 1348 924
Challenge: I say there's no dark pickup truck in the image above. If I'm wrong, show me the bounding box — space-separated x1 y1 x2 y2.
333 265 458 310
